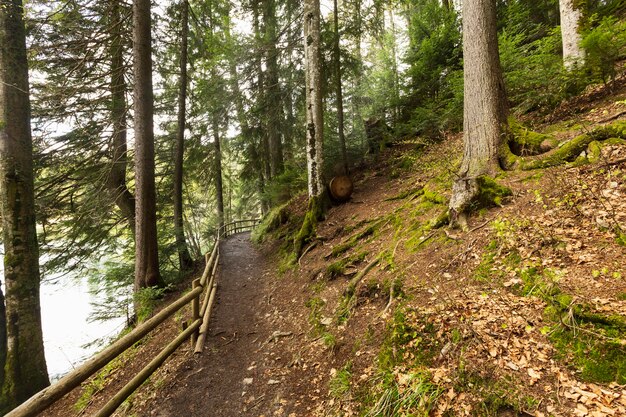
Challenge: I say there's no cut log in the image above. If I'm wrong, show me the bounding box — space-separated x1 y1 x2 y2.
329 175 354 202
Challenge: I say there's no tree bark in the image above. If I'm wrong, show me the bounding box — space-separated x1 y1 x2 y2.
108 0 136 233
212 116 225 233
333 0 348 175
559 0 585 69
0 0 50 410
449 0 508 228
133 0 162 290
304 0 325 198
264 0 284 178
174 0 193 271
252 2 272 184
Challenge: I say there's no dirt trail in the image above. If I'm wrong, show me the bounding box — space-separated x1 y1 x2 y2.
135 233 298 417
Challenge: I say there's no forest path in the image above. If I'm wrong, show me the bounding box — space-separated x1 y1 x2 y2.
135 232 301 417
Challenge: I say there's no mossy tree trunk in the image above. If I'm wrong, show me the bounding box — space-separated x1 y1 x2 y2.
449 0 509 229
296 0 326 257
0 0 50 410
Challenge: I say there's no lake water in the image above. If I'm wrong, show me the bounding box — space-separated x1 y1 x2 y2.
0 255 129 381
40 274 129 381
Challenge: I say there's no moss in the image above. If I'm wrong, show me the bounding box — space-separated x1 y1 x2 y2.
384 187 424 202
475 176 512 208
293 194 327 257
509 118 558 156
326 252 367 279
513 266 626 384
251 202 290 243
549 327 626 384
586 140 602 163
503 120 626 171
330 218 385 258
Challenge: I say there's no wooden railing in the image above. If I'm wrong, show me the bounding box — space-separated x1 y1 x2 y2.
220 218 261 238
6 219 260 417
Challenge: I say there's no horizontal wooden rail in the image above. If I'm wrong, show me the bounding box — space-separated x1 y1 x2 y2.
220 218 261 238
6 286 203 417
8 218 260 417
94 319 202 417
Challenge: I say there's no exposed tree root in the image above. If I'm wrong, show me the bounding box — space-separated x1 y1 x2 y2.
502 121 626 171
344 256 380 297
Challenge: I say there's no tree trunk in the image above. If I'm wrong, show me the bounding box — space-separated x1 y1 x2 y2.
304 0 324 198
108 0 136 233
333 0 348 175
133 0 162 290
388 7 401 124
264 0 284 178
212 117 225 233
0 0 50 410
559 0 585 69
174 0 193 271
449 0 508 228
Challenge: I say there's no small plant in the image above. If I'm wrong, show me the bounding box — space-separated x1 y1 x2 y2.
366 371 442 417
329 362 353 399
581 16 626 85
133 285 172 322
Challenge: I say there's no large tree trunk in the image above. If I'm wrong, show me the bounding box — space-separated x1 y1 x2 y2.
559 0 585 69
333 0 348 175
304 0 324 198
108 0 136 233
0 0 50 410
449 0 508 228
174 0 193 271
133 0 162 290
264 0 284 178
212 116 225 233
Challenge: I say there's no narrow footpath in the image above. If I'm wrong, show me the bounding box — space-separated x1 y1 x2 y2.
134 233 303 417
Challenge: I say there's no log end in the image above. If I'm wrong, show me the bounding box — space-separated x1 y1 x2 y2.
329 175 354 202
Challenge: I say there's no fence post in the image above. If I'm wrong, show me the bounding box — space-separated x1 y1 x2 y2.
191 279 200 347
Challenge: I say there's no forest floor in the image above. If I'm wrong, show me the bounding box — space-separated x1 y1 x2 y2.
43 77 626 417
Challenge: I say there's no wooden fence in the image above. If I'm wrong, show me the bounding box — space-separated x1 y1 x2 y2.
6 219 260 417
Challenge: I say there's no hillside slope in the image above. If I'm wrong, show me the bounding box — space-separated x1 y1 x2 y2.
250 78 626 416
44 78 626 417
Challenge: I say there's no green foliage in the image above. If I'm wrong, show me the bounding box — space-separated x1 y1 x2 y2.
499 28 587 114
263 167 307 207
365 371 442 417
133 285 172 323
581 16 626 84
401 0 463 137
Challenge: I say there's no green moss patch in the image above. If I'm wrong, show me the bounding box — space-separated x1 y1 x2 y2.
513 266 626 384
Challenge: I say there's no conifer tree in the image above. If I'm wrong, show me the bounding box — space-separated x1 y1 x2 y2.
0 0 50 410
